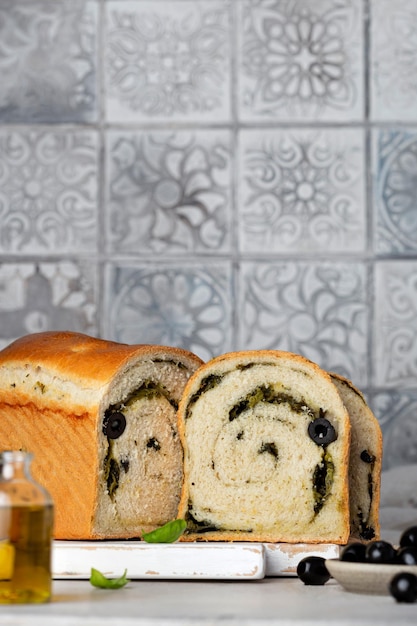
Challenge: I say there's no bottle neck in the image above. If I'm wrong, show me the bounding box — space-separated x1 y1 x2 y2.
0 451 33 481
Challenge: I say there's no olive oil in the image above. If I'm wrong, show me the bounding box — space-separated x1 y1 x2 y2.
0 504 53 603
0 451 54 604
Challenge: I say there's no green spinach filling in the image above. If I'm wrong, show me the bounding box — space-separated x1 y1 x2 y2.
357 449 376 540
185 506 254 535
229 384 315 422
357 508 375 541
186 373 225 418
104 440 120 500
312 450 334 515
123 380 177 410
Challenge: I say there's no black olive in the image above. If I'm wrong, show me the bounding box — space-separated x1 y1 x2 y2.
146 437 161 451
365 540 397 564
340 542 367 562
308 417 337 446
400 526 417 548
396 547 417 566
103 411 126 439
360 450 375 464
297 556 331 585
390 572 417 603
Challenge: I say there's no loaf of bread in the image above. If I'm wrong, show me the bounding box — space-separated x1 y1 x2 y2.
330 373 382 541
0 331 203 539
177 350 352 544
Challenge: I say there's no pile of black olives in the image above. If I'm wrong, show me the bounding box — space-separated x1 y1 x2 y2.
296 525 417 603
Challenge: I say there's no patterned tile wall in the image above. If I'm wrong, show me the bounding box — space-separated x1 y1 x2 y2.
0 0 416 469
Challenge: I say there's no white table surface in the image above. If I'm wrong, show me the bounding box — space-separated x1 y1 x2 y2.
1 576 416 626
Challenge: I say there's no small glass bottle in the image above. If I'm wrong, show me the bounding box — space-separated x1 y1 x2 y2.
0 450 54 604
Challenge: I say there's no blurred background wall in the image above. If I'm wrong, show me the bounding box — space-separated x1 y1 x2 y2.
0 0 416 471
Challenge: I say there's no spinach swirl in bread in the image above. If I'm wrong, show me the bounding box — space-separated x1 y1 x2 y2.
177 350 352 544
0 331 203 539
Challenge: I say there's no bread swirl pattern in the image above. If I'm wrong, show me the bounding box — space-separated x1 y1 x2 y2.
177 350 352 544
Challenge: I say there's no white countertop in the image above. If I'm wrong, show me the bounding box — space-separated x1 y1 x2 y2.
1 577 416 626
3 488 417 626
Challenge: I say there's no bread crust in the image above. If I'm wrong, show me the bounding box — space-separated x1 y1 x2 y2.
0 331 203 539
0 331 201 390
330 372 383 541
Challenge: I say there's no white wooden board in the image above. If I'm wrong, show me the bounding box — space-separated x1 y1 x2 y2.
52 541 340 580
264 542 340 576
52 541 266 580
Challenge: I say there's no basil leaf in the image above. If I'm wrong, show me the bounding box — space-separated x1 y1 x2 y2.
142 519 187 543
90 567 130 589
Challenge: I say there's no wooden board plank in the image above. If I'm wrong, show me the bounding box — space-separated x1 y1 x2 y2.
52 541 266 580
264 543 340 576
52 541 341 580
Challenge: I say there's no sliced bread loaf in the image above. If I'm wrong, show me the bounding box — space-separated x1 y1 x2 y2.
0 331 203 539
330 373 382 541
177 350 352 544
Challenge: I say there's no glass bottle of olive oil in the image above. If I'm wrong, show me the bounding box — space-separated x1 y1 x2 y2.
0 451 54 604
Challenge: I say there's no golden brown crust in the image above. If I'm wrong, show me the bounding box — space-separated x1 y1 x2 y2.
0 331 202 389
0 402 98 538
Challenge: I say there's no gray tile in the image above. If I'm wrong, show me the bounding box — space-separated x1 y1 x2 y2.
373 391 417 470
238 127 366 254
106 130 232 254
373 129 417 254
104 262 233 361
0 261 97 349
238 260 368 387
374 261 417 389
370 0 417 122
104 1 231 123
238 0 364 122
0 0 98 123
0 129 99 254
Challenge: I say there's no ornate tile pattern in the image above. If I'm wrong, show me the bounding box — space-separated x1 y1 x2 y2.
238 261 368 386
374 392 417 470
373 129 417 254
0 0 98 123
238 0 364 121
0 0 417 470
0 261 97 349
238 128 366 253
104 263 232 361
104 1 231 122
371 0 417 121
0 129 99 254
374 261 417 389
106 130 232 254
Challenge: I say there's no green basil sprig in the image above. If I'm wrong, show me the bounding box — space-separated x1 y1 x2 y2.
90 567 130 589
142 518 187 543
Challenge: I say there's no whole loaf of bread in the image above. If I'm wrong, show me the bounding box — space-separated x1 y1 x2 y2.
0 331 203 539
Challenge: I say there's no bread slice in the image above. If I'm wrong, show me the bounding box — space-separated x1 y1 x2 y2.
330 373 382 541
0 331 203 539
177 350 352 544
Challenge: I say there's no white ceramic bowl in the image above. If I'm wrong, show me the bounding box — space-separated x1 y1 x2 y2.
325 559 417 595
